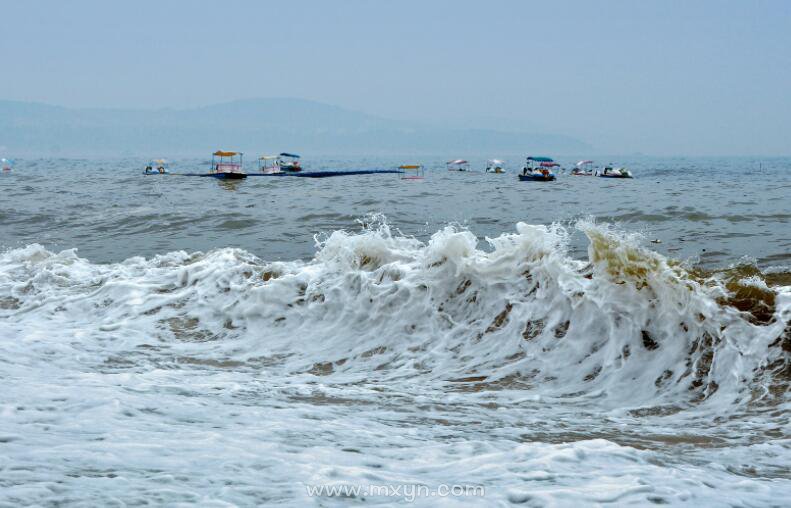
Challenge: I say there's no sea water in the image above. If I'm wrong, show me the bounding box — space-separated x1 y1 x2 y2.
0 157 789 506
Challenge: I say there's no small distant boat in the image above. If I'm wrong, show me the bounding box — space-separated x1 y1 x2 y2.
211 150 246 179
446 159 470 172
519 156 557 181
278 153 301 172
143 159 169 175
1 158 11 172
599 165 633 178
571 160 595 176
485 159 506 174
400 164 424 180
258 155 281 174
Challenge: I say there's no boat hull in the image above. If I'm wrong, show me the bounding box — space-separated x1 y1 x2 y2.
518 174 556 182
599 174 632 179
211 172 247 179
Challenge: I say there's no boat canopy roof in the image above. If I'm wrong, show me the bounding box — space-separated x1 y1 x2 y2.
150 159 167 165
279 152 300 158
214 150 239 157
527 156 554 162
447 159 468 165
259 155 279 160
576 160 594 166
399 164 422 169
487 159 504 164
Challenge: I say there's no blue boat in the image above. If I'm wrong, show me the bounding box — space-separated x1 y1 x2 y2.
519 156 557 181
143 159 169 174
278 153 302 172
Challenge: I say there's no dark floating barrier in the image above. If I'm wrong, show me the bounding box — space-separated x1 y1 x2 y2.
177 173 247 178
252 170 403 178
172 170 403 178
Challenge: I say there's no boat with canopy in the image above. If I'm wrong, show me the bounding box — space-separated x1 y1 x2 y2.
1 158 11 172
572 160 595 176
258 155 281 174
211 151 246 179
446 159 470 172
485 159 506 173
278 153 301 172
399 164 424 180
519 156 557 181
143 159 169 175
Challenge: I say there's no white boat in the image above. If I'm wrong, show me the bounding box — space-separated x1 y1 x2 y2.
571 160 594 176
399 164 424 180
211 150 246 179
485 159 506 173
599 165 633 178
258 155 281 174
446 159 470 172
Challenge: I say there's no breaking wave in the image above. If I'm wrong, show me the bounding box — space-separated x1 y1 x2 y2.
1 217 789 415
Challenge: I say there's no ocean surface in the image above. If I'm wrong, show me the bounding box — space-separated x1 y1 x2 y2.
0 156 789 506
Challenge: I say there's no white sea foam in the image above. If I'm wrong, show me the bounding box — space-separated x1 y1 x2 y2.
0 219 788 505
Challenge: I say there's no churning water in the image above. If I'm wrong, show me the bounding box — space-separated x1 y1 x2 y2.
0 157 789 506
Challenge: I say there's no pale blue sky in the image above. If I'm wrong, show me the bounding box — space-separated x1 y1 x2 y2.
1 0 789 155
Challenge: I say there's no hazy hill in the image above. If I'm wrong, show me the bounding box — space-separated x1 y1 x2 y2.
0 98 591 157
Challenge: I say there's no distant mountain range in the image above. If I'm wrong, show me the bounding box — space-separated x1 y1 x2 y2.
0 98 592 157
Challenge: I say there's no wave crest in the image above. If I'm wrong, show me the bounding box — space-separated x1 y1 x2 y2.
1 219 788 414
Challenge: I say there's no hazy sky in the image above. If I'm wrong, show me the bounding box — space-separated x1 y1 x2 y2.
1 0 789 155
